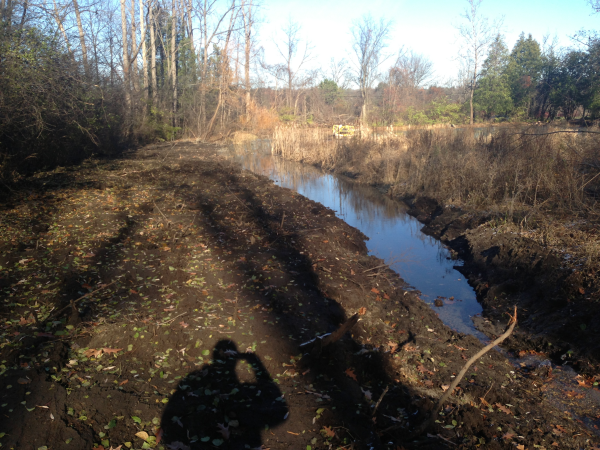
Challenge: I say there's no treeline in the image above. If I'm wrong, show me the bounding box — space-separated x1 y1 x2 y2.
473 32 600 122
1 0 599 181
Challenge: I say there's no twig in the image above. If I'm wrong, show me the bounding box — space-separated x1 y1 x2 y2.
157 312 187 326
153 201 171 225
226 186 252 211
363 263 389 273
372 385 389 416
280 211 286 229
48 281 116 320
413 307 518 437
480 381 494 406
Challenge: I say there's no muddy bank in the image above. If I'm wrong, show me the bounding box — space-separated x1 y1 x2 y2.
0 142 596 449
405 196 600 376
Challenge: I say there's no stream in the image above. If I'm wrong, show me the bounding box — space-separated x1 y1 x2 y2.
225 139 600 436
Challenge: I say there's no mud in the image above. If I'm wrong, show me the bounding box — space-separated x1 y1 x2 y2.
0 142 597 449
406 197 600 377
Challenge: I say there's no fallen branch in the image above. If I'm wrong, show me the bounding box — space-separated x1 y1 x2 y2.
413 307 517 436
153 201 171 225
372 385 389 417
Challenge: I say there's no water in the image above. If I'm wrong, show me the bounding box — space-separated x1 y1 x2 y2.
224 139 600 437
226 142 487 341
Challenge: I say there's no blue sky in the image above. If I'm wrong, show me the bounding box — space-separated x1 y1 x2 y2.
257 0 600 86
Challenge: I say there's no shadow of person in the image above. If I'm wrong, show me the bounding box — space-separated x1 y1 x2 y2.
160 340 288 449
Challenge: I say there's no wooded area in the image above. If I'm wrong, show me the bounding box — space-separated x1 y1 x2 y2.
0 0 599 180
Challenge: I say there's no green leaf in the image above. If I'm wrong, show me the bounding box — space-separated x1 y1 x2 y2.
101 439 109 447
212 439 224 446
200 437 210 442
202 349 210 356
131 416 141 424
65 438 72 444
105 419 117 429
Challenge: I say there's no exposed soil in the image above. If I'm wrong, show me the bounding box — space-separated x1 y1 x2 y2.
405 197 600 377
0 142 598 450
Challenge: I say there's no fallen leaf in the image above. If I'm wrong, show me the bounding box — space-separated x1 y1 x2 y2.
383 293 390 300
119 379 128 386
553 424 567 434
17 377 31 385
217 423 230 440
495 403 511 415
371 287 380 294
502 432 515 440
516 445 524 450
441 385 450 392
102 348 122 355
388 341 398 353
579 287 585 294
179 321 189 328
345 368 357 381
322 426 335 438
84 348 103 358
135 431 149 440
479 397 490 407
358 307 367 315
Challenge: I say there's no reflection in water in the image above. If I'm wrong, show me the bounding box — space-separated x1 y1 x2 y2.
227 142 487 340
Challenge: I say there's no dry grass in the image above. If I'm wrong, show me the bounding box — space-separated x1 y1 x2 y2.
272 124 600 271
272 125 600 217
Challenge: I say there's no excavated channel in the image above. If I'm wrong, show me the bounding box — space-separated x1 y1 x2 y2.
226 140 600 437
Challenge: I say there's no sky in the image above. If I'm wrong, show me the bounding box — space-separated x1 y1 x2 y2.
255 0 600 87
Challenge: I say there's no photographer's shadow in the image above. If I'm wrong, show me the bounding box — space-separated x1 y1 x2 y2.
161 340 288 449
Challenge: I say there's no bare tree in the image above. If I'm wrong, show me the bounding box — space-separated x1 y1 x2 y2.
455 0 498 124
329 57 350 89
139 0 148 96
393 50 434 89
273 17 313 113
241 0 260 116
350 14 392 126
72 0 89 76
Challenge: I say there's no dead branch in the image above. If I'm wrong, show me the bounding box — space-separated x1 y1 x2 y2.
412 307 517 437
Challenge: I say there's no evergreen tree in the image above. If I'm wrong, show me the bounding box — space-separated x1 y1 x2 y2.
473 34 512 118
507 33 543 115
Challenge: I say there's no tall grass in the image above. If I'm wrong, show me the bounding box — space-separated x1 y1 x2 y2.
271 125 600 217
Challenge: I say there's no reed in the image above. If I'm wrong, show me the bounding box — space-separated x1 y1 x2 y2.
271 125 600 218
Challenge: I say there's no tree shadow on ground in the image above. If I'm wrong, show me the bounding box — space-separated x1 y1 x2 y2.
161 340 288 450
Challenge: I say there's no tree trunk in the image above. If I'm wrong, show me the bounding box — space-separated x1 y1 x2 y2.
72 0 89 77
469 81 474 125
19 0 28 29
53 0 72 54
139 0 148 98
243 0 252 116
171 0 177 126
130 0 138 90
150 4 157 102
120 0 131 109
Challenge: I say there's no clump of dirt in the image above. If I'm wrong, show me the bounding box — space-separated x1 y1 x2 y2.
0 143 596 450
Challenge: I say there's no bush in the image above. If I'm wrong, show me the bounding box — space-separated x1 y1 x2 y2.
0 24 123 180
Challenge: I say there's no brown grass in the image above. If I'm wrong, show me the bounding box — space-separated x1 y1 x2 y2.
272 125 600 219
271 124 600 273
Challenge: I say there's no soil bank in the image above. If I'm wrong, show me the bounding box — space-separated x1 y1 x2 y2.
0 141 597 450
